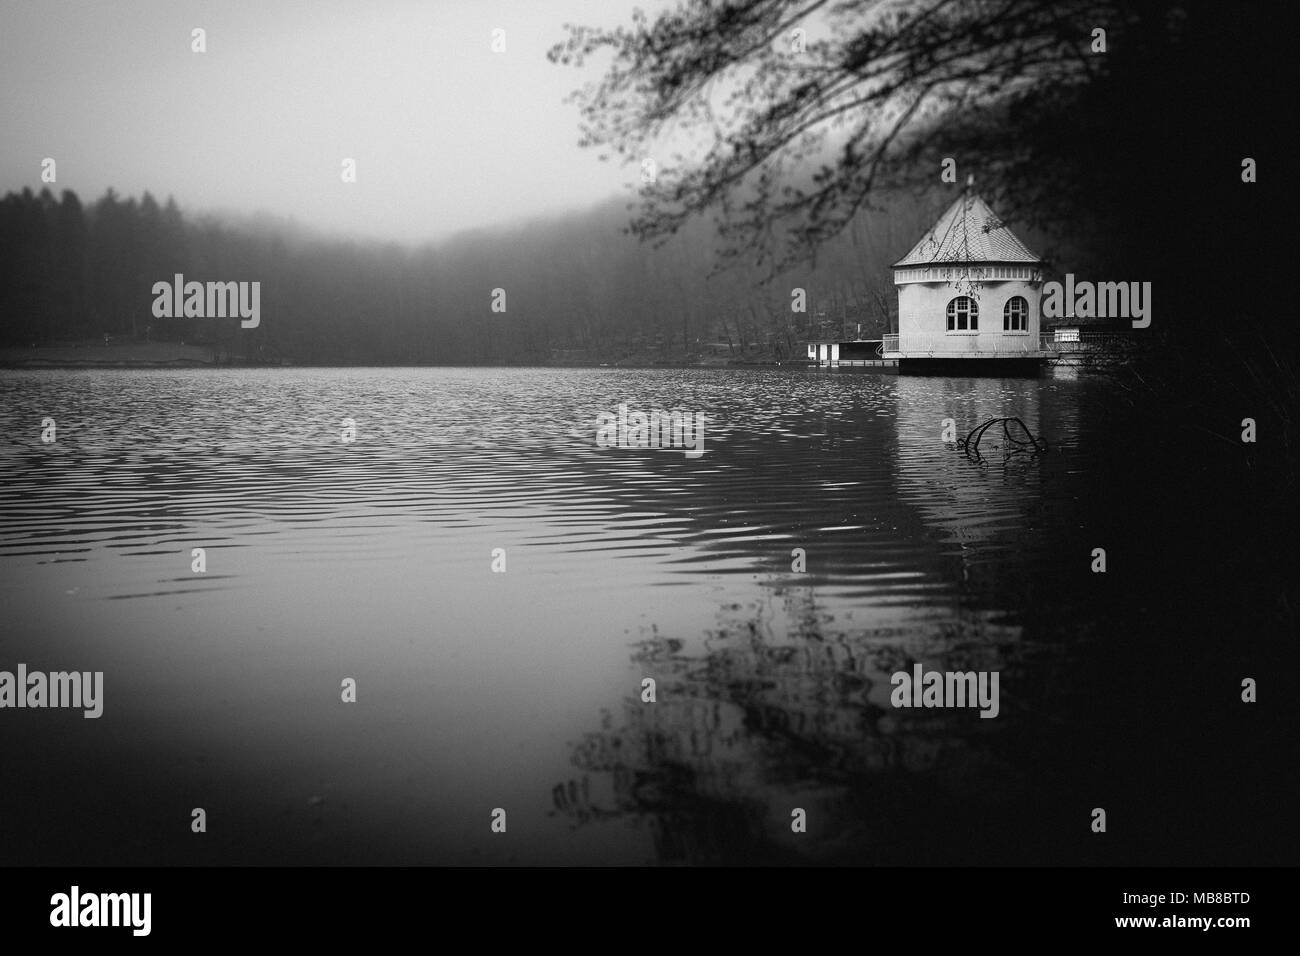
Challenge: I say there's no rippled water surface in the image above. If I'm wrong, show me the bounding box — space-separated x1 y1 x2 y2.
0 366 1264 865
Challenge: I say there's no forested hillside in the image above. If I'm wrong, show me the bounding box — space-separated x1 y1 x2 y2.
0 185 972 364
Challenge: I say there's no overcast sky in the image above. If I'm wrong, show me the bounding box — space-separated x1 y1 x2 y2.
0 0 654 242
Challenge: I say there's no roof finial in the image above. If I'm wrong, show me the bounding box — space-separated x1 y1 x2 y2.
966 173 975 192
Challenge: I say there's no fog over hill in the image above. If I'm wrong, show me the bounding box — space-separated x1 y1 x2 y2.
3 184 1017 365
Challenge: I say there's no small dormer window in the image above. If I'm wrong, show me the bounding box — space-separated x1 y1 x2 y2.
1003 295 1028 331
946 296 978 332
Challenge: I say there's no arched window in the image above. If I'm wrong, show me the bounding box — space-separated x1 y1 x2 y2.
1003 295 1028 331
946 296 978 332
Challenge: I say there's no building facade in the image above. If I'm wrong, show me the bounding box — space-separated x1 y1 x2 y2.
885 191 1050 374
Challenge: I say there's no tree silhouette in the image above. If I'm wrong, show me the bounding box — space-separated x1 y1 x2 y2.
549 0 1283 297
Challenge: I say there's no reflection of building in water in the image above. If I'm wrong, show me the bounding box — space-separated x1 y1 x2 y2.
887 374 1101 683
891 376 1044 553
886 373 1085 630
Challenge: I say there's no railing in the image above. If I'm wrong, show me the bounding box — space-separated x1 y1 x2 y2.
886 334 1046 355
1047 331 1142 351
878 330 1144 355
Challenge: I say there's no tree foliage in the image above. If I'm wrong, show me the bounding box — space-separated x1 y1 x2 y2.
550 0 1283 291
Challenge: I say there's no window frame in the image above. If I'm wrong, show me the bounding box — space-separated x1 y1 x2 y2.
1002 295 1029 333
945 295 979 334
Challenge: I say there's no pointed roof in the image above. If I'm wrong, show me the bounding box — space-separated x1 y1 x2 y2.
893 192 1040 267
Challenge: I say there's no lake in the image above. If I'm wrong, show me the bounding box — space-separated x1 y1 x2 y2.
0 367 1284 865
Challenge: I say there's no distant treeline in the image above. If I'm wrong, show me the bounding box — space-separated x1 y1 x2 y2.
0 186 956 364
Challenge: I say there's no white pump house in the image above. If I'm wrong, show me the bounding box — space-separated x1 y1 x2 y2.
884 186 1052 374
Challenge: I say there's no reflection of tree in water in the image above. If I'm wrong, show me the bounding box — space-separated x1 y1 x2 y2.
552 592 1044 865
